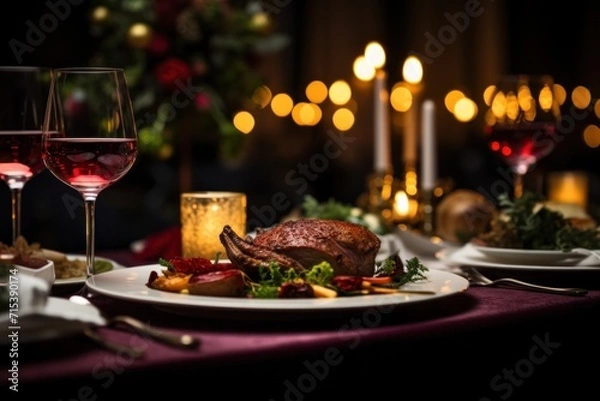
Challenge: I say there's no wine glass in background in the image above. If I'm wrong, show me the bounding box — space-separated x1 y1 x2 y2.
483 74 562 198
0 66 51 243
43 67 138 278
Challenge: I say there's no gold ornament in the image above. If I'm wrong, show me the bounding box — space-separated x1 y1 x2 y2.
250 12 271 34
91 6 110 24
127 23 152 49
435 189 496 244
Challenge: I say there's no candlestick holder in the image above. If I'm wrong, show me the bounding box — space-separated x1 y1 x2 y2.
419 189 434 236
365 171 395 226
390 165 420 227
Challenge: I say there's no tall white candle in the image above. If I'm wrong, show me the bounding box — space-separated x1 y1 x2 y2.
373 69 391 173
420 99 436 191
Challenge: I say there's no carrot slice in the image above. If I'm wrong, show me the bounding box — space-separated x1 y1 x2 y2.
362 276 393 285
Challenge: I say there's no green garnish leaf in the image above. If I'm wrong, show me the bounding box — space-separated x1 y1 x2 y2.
304 262 334 286
158 258 174 272
250 262 301 298
389 257 429 287
94 260 113 274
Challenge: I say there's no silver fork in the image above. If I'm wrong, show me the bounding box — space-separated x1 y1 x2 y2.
461 267 588 296
69 295 200 349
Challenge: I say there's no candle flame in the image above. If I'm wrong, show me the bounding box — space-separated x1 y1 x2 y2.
402 56 423 84
365 41 386 69
394 191 410 216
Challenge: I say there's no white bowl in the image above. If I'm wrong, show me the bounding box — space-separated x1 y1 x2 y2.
7 259 56 287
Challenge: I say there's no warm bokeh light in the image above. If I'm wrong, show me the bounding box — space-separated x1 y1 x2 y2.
292 102 309 125
332 108 355 131
329 80 352 105
93 6 109 22
572 86 592 109
305 81 328 103
364 41 386 69
291 102 322 126
390 84 412 112
491 91 507 119
402 56 423 84
517 84 533 112
483 85 496 106
453 97 478 122
232 111 254 134
252 85 272 108
306 103 323 125
538 85 554 111
270 93 294 117
554 83 567 105
394 191 409 216
404 170 417 196
505 92 519 120
595 100 600 118
128 23 152 48
445 90 465 113
353 56 376 81
583 124 600 148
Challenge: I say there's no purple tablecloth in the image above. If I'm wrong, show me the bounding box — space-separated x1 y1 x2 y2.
4 249 600 399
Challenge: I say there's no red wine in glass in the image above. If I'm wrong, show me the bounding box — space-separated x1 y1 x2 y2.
0 130 45 186
43 67 138 280
0 66 51 242
43 138 137 192
483 74 561 198
486 122 557 176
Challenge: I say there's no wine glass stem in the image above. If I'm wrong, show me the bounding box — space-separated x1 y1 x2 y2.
84 199 97 278
11 188 22 242
513 173 524 199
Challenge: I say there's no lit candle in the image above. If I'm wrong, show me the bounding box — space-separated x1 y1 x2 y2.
547 171 588 208
420 99 436 191
401 56 423 169
373 69 391 173
181 192 247 259
393 190 419 222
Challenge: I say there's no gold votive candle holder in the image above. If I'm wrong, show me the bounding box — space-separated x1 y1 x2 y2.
181 192 246 259
547 171 588 209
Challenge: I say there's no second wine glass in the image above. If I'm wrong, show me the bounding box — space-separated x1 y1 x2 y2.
483 74 561 198
0 66 51 243
42 67 138 278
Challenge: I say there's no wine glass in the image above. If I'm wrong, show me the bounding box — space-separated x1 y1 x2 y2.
42 67 138 278
483 74 561 198
0 66 51 243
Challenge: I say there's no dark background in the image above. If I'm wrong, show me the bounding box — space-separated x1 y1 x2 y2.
1 0 599 251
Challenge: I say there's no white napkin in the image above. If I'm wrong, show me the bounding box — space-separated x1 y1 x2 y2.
0 273 50 318
1 272 107 345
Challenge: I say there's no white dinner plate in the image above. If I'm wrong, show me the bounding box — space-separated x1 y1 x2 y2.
438 243 600 271
53 255 125 286
470 245 587 265
85 264 469 319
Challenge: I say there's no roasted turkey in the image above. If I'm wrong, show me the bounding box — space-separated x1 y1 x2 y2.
219 219 381 278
